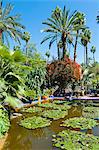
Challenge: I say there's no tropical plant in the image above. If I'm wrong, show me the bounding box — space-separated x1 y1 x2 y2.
96 13 99 23
73 12 85 62
81 29 91 65
47 56 81 89
25 51 46 97
0 45 28 108
19 116 51 129
61 117 98 130
0 0 25 46
41 6 83 59
90 46 96 63
0 105 10 138
52 130 99 150
22 32 31 55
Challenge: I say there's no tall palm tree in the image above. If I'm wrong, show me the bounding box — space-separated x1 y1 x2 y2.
0 0 25 46
81 29 91 65
41 6 82 60
96 13 99 23
90 46 96 63
73 12 85 62
22 31 30 56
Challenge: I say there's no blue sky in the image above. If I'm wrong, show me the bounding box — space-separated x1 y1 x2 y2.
5 0 99 63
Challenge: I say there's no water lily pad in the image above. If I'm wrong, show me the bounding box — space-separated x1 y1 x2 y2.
61 117 98 130
38 103 71 111
41 109 68 120
19 116 51 129
21 106 43 113
52 130 99 150
83 106 99 113
82 111 99 119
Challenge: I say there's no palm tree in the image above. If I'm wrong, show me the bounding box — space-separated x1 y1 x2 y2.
22 31 30 55
0 1 25 46
41 6 82 60
90 46 96 63
96 13 99 23
81 29 91 65
73 12 85 62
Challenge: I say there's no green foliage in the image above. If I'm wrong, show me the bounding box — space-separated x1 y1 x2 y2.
41 110 68 120
38 103 71 111
52 100 69 105
52 130 99 150
82 111 99 119
82 106 99 119
24 49 47 97
83 106 99 113
21 106 43 113
24 89 36 99
4 96 23 108
0 1 25 46
19 116 51 129
0 106 10 138
61 117 98 130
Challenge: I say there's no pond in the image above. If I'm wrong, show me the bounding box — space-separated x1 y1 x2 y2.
2 104 99 150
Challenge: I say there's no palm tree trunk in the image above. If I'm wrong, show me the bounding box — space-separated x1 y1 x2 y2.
74 30 79 62
84 46 86 65
26 41 28 56
57 45 60 60
62 32 67 59
0 29 3 44
93 53 95 63
86 45 88 65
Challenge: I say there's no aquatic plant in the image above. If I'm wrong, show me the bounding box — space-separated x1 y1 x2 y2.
19 116 51 129
21 106 43 113
0 106 10 138
61 117 98 130
83 106 99 113
52 100 70 105
52 130 99 150
41 110 68 120
38 103 71 111
82 111 99 119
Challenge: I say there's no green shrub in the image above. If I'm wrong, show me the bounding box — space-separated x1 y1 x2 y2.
0 106 10 138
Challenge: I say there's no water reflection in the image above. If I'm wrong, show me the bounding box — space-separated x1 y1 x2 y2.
2 105 99 150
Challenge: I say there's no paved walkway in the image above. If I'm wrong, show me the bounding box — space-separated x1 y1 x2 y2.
73 96 99 100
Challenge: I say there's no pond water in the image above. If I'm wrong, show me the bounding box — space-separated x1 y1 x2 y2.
2 105 99 150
